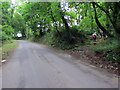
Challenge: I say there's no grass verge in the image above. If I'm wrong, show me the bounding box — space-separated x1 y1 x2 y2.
0 40 18 60
90 38 120 61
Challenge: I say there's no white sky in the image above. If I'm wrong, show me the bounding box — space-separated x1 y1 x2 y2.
11 0 23 5
17 33 22 37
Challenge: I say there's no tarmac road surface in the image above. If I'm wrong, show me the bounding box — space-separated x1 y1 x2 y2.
2 40 118 88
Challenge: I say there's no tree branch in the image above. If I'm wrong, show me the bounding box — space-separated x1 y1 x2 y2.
94 2 117 31
92 2 111 37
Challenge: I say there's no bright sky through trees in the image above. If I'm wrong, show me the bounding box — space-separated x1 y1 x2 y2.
17 33 22 37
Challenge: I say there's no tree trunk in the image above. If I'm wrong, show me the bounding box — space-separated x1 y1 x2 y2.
112 3 120 35
61 14 73 43
50 9 62 37
39 28 43 37
21 31 26 38
58 3 72 43
92 2 111 38
94 2 119 36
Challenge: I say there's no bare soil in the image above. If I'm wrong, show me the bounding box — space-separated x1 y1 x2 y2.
64 47 119 76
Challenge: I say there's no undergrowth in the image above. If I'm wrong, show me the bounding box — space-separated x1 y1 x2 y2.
31 29 86 50
90 38 120 61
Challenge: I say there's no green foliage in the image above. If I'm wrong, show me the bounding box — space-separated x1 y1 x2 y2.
90 38 119 61
2 25 14 42
2 2 14 25
12 12 26 37
1 2 15 42
66 11 77 19
91 39 119 51
104 49 120 61
33 28 87 50
2 25 14 35
2 31 11 41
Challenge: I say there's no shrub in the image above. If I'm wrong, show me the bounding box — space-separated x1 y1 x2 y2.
1 24 14 43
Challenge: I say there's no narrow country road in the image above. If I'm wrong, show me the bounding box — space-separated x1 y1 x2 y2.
2 40 118 88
